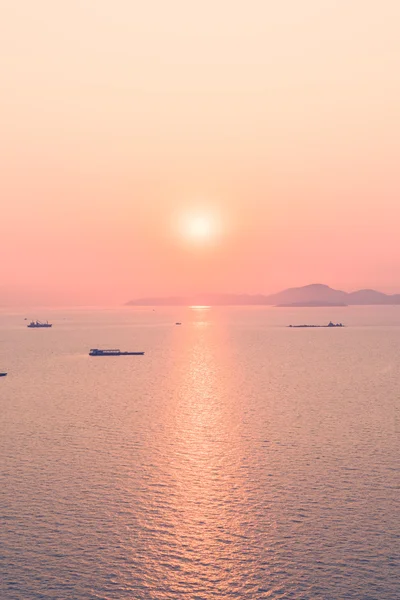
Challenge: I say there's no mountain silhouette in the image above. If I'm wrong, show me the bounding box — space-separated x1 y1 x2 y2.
127 284 400 306
265 284 348 306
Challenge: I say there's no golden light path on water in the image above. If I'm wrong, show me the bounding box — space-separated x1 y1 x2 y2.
163 313 248 593
124 306 289 599
133 307 260 596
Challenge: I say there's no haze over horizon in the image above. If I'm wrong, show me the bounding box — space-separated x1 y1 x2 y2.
2 1 400 306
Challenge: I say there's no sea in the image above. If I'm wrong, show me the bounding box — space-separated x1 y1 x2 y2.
0 306 399 599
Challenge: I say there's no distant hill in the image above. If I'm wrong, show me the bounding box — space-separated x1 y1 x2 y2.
126 284 400 306
347 289 400 304
265 284 348 306
272 284 400 305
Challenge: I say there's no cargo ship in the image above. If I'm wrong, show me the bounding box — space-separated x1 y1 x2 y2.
27 320 52 328
288 321 344 328
89 349 144 356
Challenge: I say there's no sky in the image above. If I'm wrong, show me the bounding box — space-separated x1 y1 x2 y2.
1 0 399 305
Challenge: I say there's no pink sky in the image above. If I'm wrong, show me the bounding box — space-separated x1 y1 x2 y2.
1 0 399 305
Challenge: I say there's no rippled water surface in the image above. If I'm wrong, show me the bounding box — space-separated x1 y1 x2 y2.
0 306 399 599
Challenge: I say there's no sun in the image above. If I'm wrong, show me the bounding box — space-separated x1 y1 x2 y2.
186 215 214 240
179 211 220 244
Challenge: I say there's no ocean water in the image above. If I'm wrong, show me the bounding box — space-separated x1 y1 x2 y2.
0 306 399 599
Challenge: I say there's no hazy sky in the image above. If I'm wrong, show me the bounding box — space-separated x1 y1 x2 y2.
1 0 399 305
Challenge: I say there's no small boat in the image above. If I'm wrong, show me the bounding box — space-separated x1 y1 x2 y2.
27 320 52 328
175 322 182 325
89 349 144 356
0 372 7 377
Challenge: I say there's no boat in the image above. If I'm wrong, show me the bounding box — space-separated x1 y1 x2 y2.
27 320 52 328
0 372 7 377
89 349 144 356
288 321 344 328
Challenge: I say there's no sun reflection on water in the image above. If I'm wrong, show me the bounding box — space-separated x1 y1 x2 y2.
190 305 211 310
144 317 263 597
